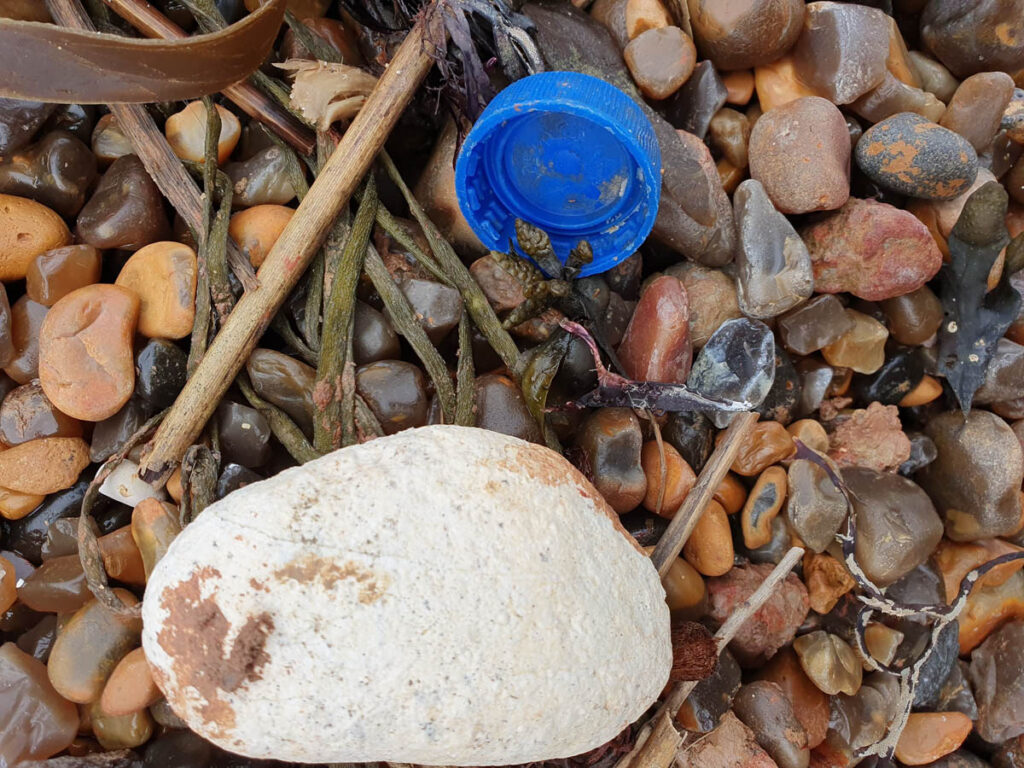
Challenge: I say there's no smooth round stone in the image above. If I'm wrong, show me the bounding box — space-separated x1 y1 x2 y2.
134 339 187 411
753 54 824 112
917 410 1024 541
0 487 45 521
687 0 804 71
395 275 462 344
91 114 133 165
748 97 850 215
708 108 750 169
969 620 1024 744
3 296 47 385
76 155 170 250
802 198 942 301
143 729 215 768
0 99 55 155
17 554 89 613
878 286 943 346
785 459 845 554
733 179 813 318
844 467 943 587
0 286 13 369
920 0 1024 79
856 113 978 200
728 420 794 477
228 204 293 269
723 70 755 105
246 348 315 437
0 555 15 612
0 130 97 217
224 147 297 208
940 72 1016 153
473 373 541 443
849 71 946 125
16 614 58 662
90 702 154 750
663 410 714 473
754 648 829 749
574 407 646 514
115 241 197 340
97 526 147 586
683 500 733 576
217 401 272 468
216 462 262 499
100 647 161 716
164 101 240 164
624 26 696 101
664 262 741 348
0 642 79 765
0 380 82 445
2 481 87 563
895 712 973 766
41 516 91 561
791 2 889 105
142 426 671 764
352 301 399 365
0 194 71 281
0 437 89 495
687 318 775 425
975 338 1024 405
617 275 692 385
39 284 140 422
907 52 960 104
355 360 429 436
777 295 854 356
26 245 102 307
131 498 181 580
732 680 809 768
793 630 861 696
822 310 886 373
640 440 696 517
43 104 94 140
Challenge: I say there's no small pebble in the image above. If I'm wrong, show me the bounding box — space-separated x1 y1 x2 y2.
688 318 776 425
26 245 102 307
623 26 696 100
792 630 861 696
786 419 828 455
355 360 429 436
728 420 795 477
115 241 197 340
617 275 692 384
90 399 146 464
89 700 153 750
733 680 810 768
827 402 911 472
0 98 56 155
660 555 706 617
687 0 804 71
755 648 829 749
396 275 462 344
228 204 293 268
969 620 1024 743
133 339 187 411
753 55 823 113
164 101 240 164
575 407 646 513
895 712 974 766
803 551 855 614
217 401 272 468
39 284 139 421
666 61 727 140
98 526 146 586
131 498 181 580
683 500 733 577
849 71 946 125
665 261 741 348
677 710 777 768
0 487 44 521
0 130 97 217
0 380 82 446
473 373 541 443
741 466 787 550
748 97 851 214
75 155 170 250
640 440 695 517
821 309 888 374
17 554 89 613
90 113 132 165
0 437 89 495
99 647 161 717
723 70 755 105
224 146 297 207
714 471 747 515
878 285 944 346
940 72 1016 153
856 113 979 200
920 0 1024 79
0 194 71 281
3 296 48 384
246 348 315 436
777 296 854 356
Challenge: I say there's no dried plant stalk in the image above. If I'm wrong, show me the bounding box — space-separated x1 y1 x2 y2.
138 5 445 484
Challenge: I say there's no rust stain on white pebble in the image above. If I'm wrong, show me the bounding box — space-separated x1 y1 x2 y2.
142 425 670 765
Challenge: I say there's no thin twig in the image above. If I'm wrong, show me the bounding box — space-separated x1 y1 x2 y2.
648 411 758 577
455 313 475 426
138 6 445 484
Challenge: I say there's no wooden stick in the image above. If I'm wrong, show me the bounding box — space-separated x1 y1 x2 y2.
99 0 315 154
620 546 805 768
648 411 757 577
138 5 444 484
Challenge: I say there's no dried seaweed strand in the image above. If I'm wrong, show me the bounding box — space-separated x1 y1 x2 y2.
178 444 219 525
364 242 457 422
354 393 386 440
201 111 236 323
79 410 168 620
618 547 805 768
271 314 319 366
379 149 522 374
237 373 320 464
455 313 475 427
284 9 344 63
314 176 376 452
371 201 452 287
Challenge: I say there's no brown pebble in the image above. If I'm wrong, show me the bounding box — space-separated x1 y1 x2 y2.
0 553 15 612
131 498 182 579
884 16 919 88
39 284 140 421
714 471 747 514
863 622 903 667
98 648 161 717
878 286 944 346
742 466 787 549
821 310 888 375
0 194 71 281
624 26 696 101
939 72 1016 153
228 205 294 269
708 108 750 169
114 241 197 340
786 420 828 454
755 648 829 749
0 380 82 446
894 712 973 766
89 701 153 750
658 554 707 618
164 101 241 164
728 420 795 476
688 0 804 71
0 437 89 494
665 261 741 348
803 551 855 614
793 630 862 696
723 70 755 105
26 245 102 307
640 439 696 517
4 296 48 385
683 500 734 577
97 527 146 587
617 275 692 385
678 710 778 768
748 97 850 215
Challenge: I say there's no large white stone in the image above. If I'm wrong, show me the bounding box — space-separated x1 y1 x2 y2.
142 425 670 765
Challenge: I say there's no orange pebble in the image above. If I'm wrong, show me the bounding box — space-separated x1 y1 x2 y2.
0 485 45 520
899 374 943 407
894 712 972 766
97 527 147 586
714 472 747 514
99 648 161 716
683 500 733 576
640 440 697 517
723 70 755 105
166 466 183 503
0 554 16 612
229 205 295 269
726 420 796 476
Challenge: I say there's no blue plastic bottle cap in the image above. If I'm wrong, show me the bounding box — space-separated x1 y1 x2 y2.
455 71 661 277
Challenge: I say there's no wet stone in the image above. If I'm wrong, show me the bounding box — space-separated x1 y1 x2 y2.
687 318 775 427
228 204 293 269
349 301 398 366
856 113 979 201
748 97 851 215
2 481 87 563
90 399 147 464
969 620 1024 744
849 71 946 125
665 261 741 348
76 155 171 250
733 179 813 319
821 310 889 375
90 701 153 750
941 72 1016 153
778 296 853 356
0 130 97 217
803 198 942 301
663 410 714 472
683 500 733 576
879 285 944 346
914 622 961 709
100 647 161 717
827 402 911 472
42 104 94 141
0 380 82 446
91 114 133 165
844 467 943 586
708 108 750 169
16 614 58 662
755 648 830 749
0 286 13 369
41 516 95 561
708 562 809 667
660 555 707 618
473 374 541 443
793 630 861 696
623 26 696 101
0 99 55 155
224 146 297 207
4 296 47 385
785 458 847 553
246 348 315 437
26 245 102 307
640 439 696 518
920 0 1024 79
728 420 794 477
918 410 1024 541
723 70 755 105
574 407 646 514
164 102 240 165
395 275 462 345
676 648 742 733
115 242 197 340
899 431 938 476
0 642 79 765
617 275 692 384
733 680 810 768
687 0 804 71
355 360 429 436
787 419 828 455
17 554 89 613
131 498 181 580
0 194 71 282
0 486 44 521
216 402 272 468
216 462 263 499
133 339 187 411
665 61 727 140
742 466 787 550
39 284 139 422
975 339 1024 405
756 344 801 426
